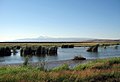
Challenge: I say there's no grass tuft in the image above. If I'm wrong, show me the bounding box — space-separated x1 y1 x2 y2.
51 64 70 71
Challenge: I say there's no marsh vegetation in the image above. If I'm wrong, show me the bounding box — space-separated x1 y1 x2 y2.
0 57 119 82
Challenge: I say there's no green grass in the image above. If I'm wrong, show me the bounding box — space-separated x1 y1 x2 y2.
0 57 120 82
51 64 69 71
74 57 120 70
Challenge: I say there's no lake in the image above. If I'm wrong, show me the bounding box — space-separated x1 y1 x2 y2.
0 45 120 64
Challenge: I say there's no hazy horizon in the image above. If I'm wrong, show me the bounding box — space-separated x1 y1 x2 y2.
1 36 120 42
0 0 120 41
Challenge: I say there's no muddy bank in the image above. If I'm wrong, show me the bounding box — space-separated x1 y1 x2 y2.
0 59 95 69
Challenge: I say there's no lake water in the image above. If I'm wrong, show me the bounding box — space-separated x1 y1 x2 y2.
0 45 120 64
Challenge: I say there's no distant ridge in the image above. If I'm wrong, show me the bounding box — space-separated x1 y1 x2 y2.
85 39 120 42
3 36 120 42
14 36 94 42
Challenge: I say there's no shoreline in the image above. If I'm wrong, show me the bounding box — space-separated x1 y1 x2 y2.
0 59 95 69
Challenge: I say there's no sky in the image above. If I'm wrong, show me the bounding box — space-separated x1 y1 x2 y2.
0 0 120 41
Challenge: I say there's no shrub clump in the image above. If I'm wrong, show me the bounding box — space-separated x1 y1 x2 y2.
72 56 86 60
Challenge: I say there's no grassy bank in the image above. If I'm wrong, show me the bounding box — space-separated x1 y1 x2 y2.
0 42 119 47
0 57 120 82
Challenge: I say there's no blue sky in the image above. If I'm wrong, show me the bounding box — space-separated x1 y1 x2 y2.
0 0 120 41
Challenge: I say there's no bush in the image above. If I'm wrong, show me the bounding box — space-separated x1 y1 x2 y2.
72 56 86 60
23 56 29 66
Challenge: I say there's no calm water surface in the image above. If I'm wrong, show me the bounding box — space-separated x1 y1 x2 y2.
0 45 120 64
